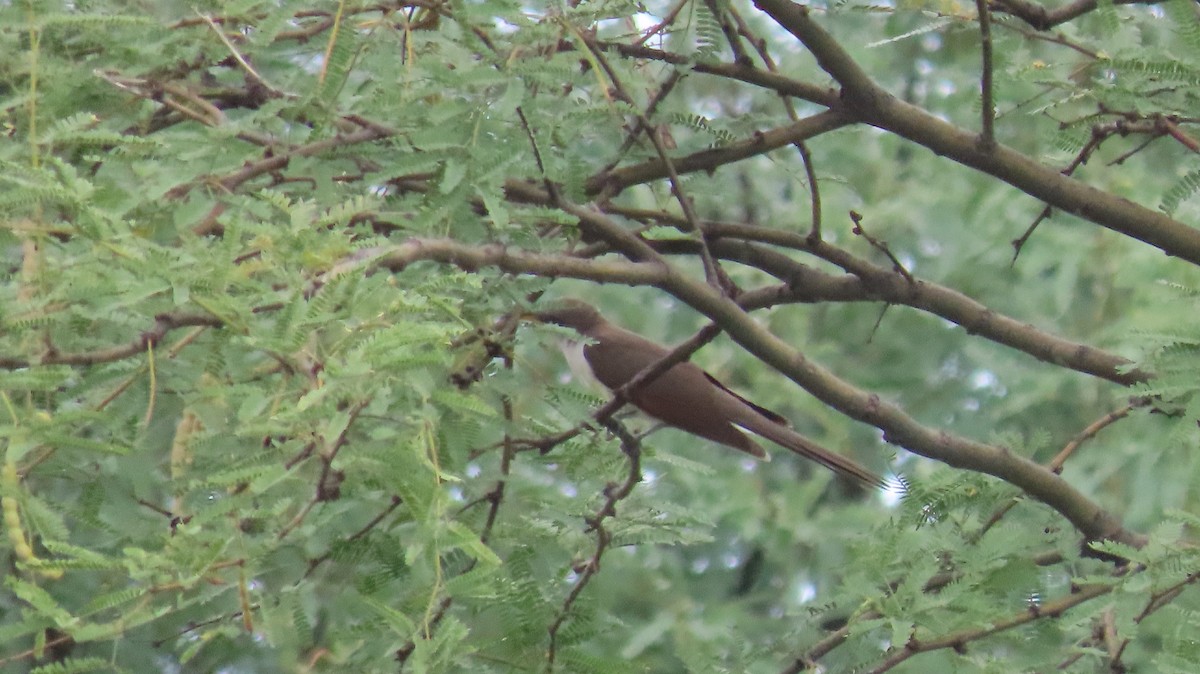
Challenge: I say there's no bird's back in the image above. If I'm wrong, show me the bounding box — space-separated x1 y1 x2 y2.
582 330 767 457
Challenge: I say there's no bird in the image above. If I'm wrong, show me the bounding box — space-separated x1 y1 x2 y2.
528 299 885 489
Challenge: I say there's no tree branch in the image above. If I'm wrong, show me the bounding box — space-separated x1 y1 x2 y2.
585 111 852 197
754 0 1200 266
0 311 224 369
649 228 1149 386
867 582 1115 672
664 280 1143 548
357 237 1146 549
990 0 1159 30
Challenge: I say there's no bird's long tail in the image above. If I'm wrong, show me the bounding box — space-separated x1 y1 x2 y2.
743 420 887 489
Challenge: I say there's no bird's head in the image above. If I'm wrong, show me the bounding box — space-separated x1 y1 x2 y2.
525 299 606 335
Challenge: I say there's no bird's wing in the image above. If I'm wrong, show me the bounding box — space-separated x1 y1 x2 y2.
723 395 885 488
581 331 671 390
582 325 788 430
561 312 878 482
701 371 791 427
582 336 769 459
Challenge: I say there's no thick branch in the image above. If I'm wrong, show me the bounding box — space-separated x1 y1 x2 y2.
360 239 664 285
364 237 1145 548
716 234 1147 385
648 228 1147 386
662 282 1142 547
754 0 1200 266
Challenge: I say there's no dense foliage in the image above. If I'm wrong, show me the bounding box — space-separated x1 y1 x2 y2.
3 0 1200 672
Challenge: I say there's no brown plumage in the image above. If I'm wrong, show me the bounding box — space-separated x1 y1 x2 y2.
531 299 885 489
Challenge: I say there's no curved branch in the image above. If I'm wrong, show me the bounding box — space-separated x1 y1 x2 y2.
648 228 1148 386
0 311 223 369
664 279 1143 547
362 237 1145 549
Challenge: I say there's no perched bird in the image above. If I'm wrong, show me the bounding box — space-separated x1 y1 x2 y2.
529 299 885 488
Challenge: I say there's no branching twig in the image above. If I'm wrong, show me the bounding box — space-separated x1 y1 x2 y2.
993 18 1100 58
545 417 642 672
849 211 914 283
1060 571 1200 669
1009 203 1054 264
866 583 1114 673
304 495 403 578
1048 402 1136 472
586 111 852 199
705 0 750 65
972 401 1136 540
577 35 730 291
633 0 689 47
602 69 683 174
1011 124 1107 262
277 400 369 540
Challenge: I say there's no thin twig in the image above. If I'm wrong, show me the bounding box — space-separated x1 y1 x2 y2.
797 142 823 243
545 418 642 672
197 11 282 95
277 400 369 540
304 495 403 578
973 401 1136 540
866 583 1114 673
1011 126 1107 263
578 34 730 292
1048 403 1135 472
975 0 995 148
849 211 914 283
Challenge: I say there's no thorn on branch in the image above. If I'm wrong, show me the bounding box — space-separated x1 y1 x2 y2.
1010 204 1052 265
